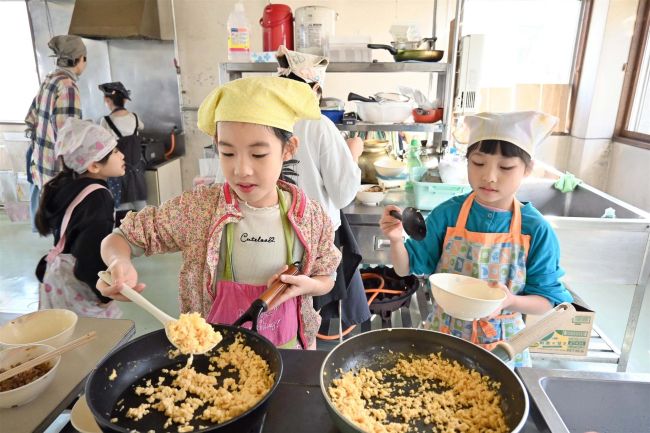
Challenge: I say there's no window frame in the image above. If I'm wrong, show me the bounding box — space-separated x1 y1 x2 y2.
614 0 650 150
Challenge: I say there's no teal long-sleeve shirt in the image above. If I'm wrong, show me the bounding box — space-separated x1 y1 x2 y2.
405 193 573 306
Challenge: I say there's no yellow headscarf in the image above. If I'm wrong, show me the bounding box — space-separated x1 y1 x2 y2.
197 76 321 136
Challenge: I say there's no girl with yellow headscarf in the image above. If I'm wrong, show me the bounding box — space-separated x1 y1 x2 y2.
97 76 341 349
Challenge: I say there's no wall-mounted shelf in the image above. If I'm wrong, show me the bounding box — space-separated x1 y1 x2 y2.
336 122 442 132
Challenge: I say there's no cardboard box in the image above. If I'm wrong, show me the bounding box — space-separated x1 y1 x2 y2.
526 302 595 356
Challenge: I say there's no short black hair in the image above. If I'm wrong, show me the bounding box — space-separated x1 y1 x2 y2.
466 140 532 166
105 92 126 109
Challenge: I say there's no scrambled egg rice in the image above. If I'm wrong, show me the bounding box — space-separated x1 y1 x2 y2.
328 353 508 433
166 312 223 355
122 335 274 432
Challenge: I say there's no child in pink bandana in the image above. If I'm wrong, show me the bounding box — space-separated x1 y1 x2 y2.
35 118 126 317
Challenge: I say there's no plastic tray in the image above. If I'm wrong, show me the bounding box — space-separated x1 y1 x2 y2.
414 181 472 210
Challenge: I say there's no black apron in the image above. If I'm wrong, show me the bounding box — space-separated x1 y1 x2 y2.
104 113 147 203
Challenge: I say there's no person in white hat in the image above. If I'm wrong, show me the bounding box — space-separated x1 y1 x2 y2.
275 45 370 337
35 118 125 318
379 111 573 367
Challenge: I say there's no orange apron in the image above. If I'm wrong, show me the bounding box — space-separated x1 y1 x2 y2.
427 192 532 367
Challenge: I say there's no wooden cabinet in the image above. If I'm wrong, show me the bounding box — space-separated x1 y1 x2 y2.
145 157 182 206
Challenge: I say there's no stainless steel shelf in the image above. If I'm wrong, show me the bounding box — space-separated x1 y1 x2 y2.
336 122 443 132
223 62 449 74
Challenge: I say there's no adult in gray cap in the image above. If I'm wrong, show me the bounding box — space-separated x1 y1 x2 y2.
25 35 87 229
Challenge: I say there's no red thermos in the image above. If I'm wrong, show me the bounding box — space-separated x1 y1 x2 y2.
259 4 293 51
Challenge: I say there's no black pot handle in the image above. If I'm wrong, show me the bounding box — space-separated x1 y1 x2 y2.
367 44 398 55
347 92 376 103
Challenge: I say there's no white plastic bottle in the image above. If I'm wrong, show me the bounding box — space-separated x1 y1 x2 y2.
227 2 251 62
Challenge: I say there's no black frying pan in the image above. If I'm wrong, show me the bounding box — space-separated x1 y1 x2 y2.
320 303 575 433
85 324 282 433
368 44 444 62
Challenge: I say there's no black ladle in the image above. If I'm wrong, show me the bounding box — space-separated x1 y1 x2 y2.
389 207 427 240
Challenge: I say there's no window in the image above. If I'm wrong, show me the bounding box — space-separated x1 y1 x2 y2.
615 0 650 149
0 1 39 123
460 0 590 133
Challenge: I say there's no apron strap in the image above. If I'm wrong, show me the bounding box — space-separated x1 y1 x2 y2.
454 192 476 230
222 187 295 282
47 184 107 262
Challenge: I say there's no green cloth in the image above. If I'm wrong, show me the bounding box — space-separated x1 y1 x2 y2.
553 172 582 193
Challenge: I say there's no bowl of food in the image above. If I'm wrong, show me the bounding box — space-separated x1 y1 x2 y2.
356 184 386 205
412 107 443 123
0 309 78 348
428 273 506 320
0 344 61 408
374 157 406 177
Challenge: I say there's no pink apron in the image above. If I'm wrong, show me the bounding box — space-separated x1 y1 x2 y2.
206 189 299 348
427 192 532 367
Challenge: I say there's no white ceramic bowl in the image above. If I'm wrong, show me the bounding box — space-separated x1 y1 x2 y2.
0 344 61 408
0 309 78 348
428 273 506 320
374 157 407 177
356 184 386 205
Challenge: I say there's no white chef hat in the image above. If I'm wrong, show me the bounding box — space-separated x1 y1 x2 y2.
453 111 558 157
55 118 117 174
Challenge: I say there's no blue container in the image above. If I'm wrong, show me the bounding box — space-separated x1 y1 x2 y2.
321 109 344 124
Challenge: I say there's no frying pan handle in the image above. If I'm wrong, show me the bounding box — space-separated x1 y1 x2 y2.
347 92 376 103
367 44 398 55
257 262 302 309
495 302 576 360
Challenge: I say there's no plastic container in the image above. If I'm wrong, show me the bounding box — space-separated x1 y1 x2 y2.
326 36 372 62
320 109 344 124
227 2 251 62
259 3 293 51
414 181 472 210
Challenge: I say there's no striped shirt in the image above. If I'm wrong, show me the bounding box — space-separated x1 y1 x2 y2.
25 68 82 188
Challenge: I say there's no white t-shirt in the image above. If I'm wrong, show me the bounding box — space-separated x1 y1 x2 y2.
292 115 361 229
99 112 144 138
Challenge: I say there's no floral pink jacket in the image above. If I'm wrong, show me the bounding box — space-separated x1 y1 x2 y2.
119 180 341 348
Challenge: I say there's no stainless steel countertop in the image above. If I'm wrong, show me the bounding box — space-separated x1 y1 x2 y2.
343 191 421 225
0 316 135 433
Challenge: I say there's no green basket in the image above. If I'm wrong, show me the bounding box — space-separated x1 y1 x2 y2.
414 181 472 210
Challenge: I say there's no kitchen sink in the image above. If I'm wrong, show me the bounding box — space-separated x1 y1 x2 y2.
518 367 650 433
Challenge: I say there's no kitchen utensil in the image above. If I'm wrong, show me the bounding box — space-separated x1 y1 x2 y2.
0 308 77 348
368 43 444 62
232 262 302 332
320 303 575 433
347 92 410 104
412 107 443 123
389 207 426 240
320 97 345 110
373 157 406 177
390 37 436 50
356 184 387 206
353 101 413 123
0 332 95 383
429 273 507 320
0 344 60 408
85 324 282 433
98 271 221 355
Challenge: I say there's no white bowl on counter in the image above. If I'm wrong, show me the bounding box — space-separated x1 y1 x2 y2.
356 184 387 205
374 157 407 177
429 273 506 320
0 344 61 408
0 309 77 348
354 101 414 123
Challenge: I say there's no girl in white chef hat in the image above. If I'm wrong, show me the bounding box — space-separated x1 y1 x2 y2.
35 118 125 318
380 111 573 367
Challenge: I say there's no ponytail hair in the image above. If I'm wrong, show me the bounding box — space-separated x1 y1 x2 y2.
35 163 77 236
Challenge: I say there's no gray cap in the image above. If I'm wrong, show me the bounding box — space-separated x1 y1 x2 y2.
48 35 86 61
